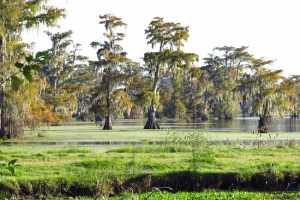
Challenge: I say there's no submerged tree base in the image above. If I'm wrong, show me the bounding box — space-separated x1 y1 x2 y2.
103 116 112 130
144 106 160 129
144 119 160 129
258 116 272 133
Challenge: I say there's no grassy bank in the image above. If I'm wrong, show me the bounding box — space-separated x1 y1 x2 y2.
0 141 300 198
1 124 300 198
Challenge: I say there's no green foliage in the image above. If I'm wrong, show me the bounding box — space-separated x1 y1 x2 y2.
0 0 64 87
0 159 20 176
10 75 23 90
6 159 19 176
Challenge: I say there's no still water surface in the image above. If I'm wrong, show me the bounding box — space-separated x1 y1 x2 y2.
112 118 300 132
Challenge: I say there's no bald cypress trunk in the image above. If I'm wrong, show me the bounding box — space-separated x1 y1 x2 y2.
144 42 166 130
103 77 112 130
258 101 272 133
0 36 6 138
103 115 112 130
258 115 271 133
144 105 160 129
103 95 112 130
0 89 5 137
144 62 160 129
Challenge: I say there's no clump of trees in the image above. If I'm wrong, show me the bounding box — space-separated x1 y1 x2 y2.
1 3 299 137
202 46 252 120
39 31 88 124
0 0 64 138
243 58 296 133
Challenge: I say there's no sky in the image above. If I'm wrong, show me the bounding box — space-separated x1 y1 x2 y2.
23 0 300 76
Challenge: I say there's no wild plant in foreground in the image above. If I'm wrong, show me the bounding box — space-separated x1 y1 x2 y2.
184 131 216 172
0 159 20 176
163 130 216 172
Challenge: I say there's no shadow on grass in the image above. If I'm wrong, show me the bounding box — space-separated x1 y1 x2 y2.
0 171 299 198
123 171 300 193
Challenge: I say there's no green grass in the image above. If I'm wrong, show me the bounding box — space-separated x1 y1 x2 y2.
1 123 300 198
0 144 299 196
1 144 300 181
13 192 300 199
110 192 300 200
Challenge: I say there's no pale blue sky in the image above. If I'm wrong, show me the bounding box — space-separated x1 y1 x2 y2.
24 0 300 76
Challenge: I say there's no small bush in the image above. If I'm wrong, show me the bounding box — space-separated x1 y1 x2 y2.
0 159 20 176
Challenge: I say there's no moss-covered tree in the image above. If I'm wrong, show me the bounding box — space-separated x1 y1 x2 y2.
203 46 252 120
246 58 294 133
90 14 135 130
39 31 87 123
143 17 198 129
0 0 64 138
